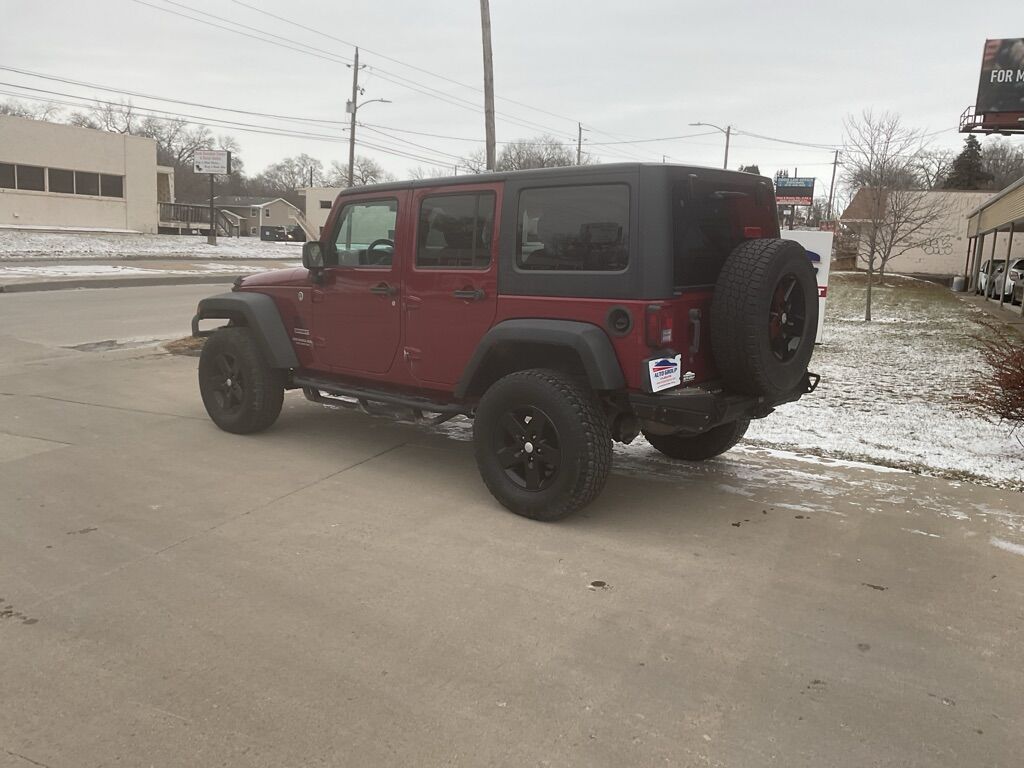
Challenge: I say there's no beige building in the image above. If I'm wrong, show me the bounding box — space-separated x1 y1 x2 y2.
841 188 1024 279
213 196 303 238
0 115 161 233
300 186 342 235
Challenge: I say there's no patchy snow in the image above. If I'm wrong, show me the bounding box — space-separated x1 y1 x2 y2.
902 528 942 538
0 263 280 279
745 274 1024 491
0 230 302 260
990 537 1024 557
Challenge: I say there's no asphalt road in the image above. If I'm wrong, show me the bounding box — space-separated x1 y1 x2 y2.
1 285 1022 767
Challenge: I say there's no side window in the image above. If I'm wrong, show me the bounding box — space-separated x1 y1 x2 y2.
333 199 398 268
516 184 629 272
416 192 495 269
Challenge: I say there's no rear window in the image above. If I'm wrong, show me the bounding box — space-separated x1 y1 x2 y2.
516 184 629 272
673 178 773 288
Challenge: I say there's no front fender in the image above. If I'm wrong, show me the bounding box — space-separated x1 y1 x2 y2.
192 291 299 369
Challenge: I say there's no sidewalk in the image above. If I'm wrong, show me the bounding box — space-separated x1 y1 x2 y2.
958 291 1024 337
0 258 299 292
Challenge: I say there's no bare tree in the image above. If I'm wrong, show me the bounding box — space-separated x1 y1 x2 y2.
841 110 945 321
497 134 585 170
407 165 455 180
0 99 63 121
914 149 955 190
69 100 139 134
981 138 1024 191
326 156 395 187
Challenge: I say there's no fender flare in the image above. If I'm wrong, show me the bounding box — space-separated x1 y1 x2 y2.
191 291 299 369
455 319 625 398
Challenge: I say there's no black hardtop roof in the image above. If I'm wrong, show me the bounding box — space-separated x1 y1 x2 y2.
339 162 771 196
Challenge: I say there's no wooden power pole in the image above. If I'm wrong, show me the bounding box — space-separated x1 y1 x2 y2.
479 0 496 171
347 47 360 188
826 149 839 220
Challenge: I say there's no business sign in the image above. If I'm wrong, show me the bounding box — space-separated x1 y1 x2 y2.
775 177 815 207
976 38 1024 114
782 230 833 343
193 149 232 175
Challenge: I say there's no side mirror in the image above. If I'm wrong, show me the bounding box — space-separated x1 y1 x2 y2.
302 241 324 271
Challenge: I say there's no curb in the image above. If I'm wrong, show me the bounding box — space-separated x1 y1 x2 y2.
0 274 242 293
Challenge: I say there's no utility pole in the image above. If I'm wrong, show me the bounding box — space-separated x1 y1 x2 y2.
826 149 839 220
722 125 731 169
577 123 583 165
479 0 496 171
347 47 360 188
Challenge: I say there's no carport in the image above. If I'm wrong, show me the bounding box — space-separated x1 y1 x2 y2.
964 175 1024 315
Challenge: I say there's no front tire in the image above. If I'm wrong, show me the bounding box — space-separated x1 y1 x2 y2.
199 327 285 434
473 369 612 521
643 420 749 461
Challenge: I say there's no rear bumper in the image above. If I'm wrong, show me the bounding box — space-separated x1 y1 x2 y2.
628 372 819 434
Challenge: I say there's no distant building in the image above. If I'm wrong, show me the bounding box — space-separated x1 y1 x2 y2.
213 195 303 239
840 188 1024 280
300 186 342 235
0 114 169 233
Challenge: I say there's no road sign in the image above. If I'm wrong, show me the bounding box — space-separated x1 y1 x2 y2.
193 149 232 175
775 177 815 207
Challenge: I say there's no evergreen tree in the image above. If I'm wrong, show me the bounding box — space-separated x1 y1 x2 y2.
943 135 992 189
738 164 760 175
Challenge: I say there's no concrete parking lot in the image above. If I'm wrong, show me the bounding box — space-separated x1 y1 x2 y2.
1 286 1023 767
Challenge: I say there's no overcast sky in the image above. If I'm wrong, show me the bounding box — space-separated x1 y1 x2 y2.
2 0 1017 195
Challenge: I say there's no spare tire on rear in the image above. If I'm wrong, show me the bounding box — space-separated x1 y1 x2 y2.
710 238 818 399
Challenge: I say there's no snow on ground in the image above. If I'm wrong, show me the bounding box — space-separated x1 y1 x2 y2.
740 273 1024 491
0 230 302 260
0 263 285 279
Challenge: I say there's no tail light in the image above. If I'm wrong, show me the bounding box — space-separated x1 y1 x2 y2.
645 304 674 348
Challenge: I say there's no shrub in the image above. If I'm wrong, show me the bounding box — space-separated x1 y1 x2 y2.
961 319 1024 441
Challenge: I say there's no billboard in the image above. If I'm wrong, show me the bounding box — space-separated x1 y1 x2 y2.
976 38 1024 114
193 149 232 175
775 177 815 207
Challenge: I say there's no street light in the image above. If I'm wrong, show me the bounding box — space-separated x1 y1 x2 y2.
347 97 392 187
690 122 731 169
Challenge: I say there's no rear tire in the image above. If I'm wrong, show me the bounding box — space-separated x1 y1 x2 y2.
199 327 285 434
710 239 818 399
473 369 611 521
643 420 749 461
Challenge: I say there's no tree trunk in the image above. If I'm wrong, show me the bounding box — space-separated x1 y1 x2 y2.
865 259 874 322
878 260 886 286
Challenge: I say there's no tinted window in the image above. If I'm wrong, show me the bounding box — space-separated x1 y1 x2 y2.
75 171 99 196
516 184 629 271
49 168 74 194
16 165 45 191
0 163 14 189
333 199 398 268
417 192 495 269
100 174 123 198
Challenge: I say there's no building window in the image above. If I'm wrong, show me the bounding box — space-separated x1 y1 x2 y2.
0 163 14 189
320 200 333 209
417 192 495 269
48 168 75 194
516 184 629 272
264 208 271 219
16 165 45 192
100 174 124 198
250 207 258 217
250 227 257 235
75 171 100 196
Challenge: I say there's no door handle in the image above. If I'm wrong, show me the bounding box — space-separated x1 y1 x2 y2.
370 282 398 296
452 287 486 301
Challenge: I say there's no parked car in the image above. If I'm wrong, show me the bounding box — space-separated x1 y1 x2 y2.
983 260 1024 305
191 163 819 520
977 258 1006 295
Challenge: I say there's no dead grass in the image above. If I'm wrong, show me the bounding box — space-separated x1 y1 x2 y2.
163 336 206 357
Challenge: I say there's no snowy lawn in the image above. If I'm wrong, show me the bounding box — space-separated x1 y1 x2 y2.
740 273 1024 490
0 230 302 260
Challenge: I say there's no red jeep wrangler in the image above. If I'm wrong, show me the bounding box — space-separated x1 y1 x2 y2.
192 163 818 520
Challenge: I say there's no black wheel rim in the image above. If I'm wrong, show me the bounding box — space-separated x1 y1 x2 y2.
769 273 807 362
208 352 245 414
495 406 562 492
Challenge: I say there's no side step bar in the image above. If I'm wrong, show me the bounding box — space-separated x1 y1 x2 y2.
293 375 468 426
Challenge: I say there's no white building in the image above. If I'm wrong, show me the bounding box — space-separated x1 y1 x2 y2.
0 115 166 233
300 186 342 235
841 188 1024 279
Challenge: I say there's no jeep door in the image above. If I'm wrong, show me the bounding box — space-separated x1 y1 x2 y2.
403 184 500 386
314 191 409 376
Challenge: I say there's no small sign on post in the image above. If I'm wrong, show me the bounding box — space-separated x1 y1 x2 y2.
193 150 232 245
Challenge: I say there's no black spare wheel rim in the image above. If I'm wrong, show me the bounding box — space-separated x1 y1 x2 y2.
496 406 561 491
768 273 807 362
208 351 246 415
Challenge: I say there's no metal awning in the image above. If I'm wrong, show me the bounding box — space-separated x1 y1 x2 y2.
966 175 1024 236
